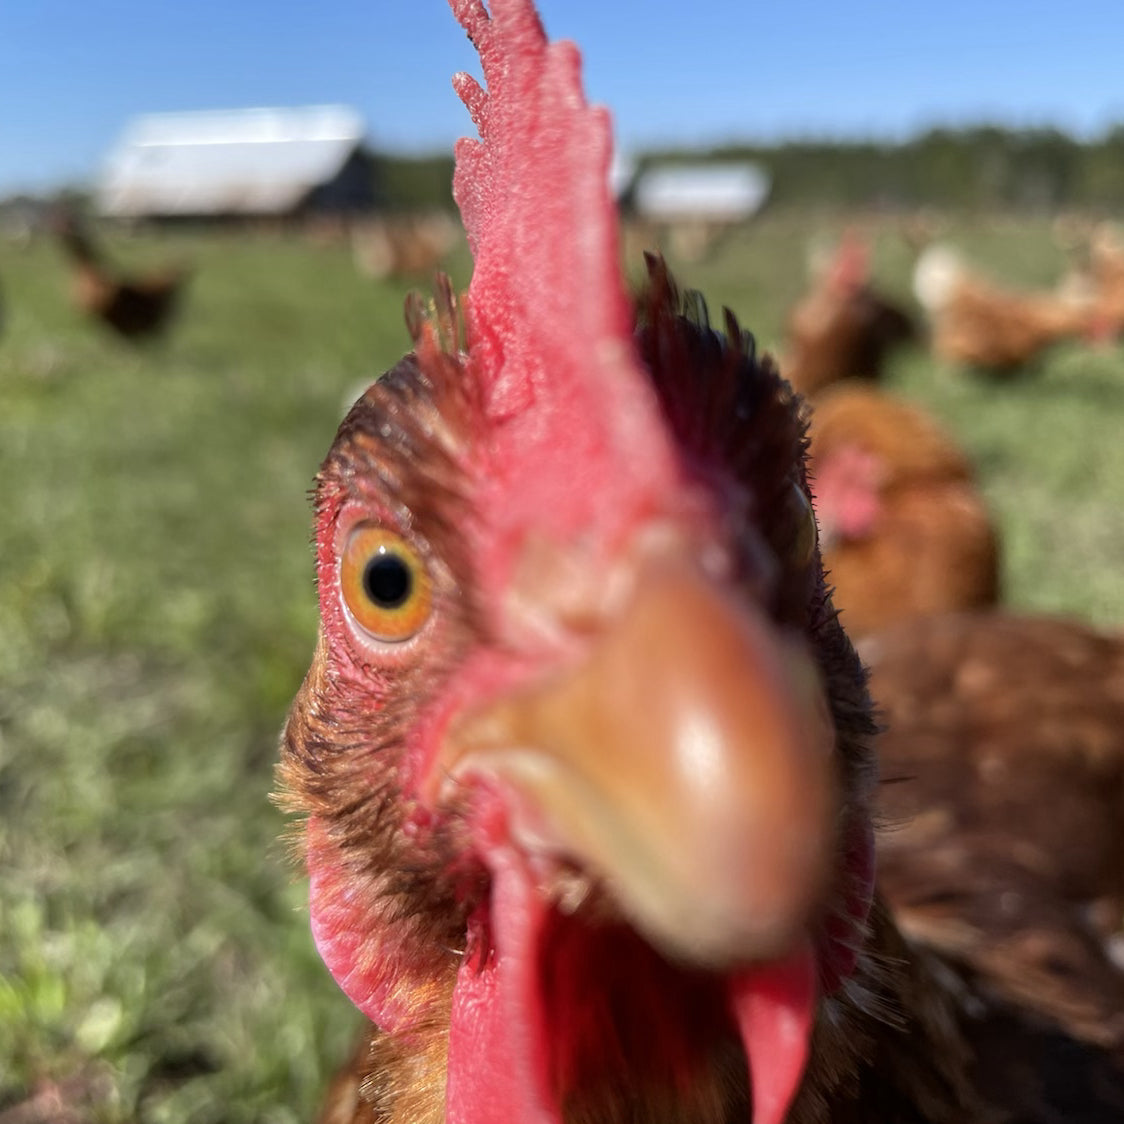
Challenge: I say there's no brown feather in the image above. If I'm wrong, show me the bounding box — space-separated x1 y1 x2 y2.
866 612 1124 1057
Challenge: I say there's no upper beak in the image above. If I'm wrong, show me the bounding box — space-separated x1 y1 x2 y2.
430 553 837 968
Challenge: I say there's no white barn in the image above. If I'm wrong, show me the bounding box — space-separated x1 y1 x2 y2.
632 162 771 224
96 105 376 221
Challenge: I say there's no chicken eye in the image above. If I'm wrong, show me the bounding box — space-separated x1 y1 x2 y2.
341 525 432 642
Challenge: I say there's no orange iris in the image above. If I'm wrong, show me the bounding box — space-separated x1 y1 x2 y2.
340 525 432 642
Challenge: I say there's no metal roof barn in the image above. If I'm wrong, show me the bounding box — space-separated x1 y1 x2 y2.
609 151 638 198
633 163 771 223
96 106 376 220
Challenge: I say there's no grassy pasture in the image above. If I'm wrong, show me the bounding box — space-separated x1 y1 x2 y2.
0 213 1122 1122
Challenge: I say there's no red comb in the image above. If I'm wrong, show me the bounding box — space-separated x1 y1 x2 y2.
450 0 634 417
446 0 680 559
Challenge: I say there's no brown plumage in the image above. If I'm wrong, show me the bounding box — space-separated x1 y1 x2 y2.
914 245 1093 372
782 233 917 397
807 383 1000 637
865 612 1124 1067
55 211 188 340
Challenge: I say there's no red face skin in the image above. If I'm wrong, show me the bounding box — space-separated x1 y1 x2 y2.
280 3 879 1122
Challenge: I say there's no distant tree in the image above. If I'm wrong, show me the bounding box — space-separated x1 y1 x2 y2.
371 153 456 212
640 125 1124 212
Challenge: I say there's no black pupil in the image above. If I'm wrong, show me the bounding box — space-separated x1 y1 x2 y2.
363 553 412 609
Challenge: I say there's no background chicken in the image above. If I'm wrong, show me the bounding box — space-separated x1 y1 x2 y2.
914 243 1093 371
1063 223 1124 341
351 213 460 282
781 231 917 397
865 612 1124 1067
280 3 1123 1123
55 209 189 340
807 382 1000 637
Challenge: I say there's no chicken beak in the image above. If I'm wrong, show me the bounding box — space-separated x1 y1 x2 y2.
433 556 837 968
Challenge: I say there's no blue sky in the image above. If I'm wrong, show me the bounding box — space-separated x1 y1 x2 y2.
2 0 1123 195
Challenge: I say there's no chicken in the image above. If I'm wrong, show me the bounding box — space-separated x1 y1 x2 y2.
54 210 188 340
863 611 1124 1066
351 213 460 281
807 383 1000 637
914 244 1093 372
1065 223 1124 341
781 232 916 397
279 2 1124 1122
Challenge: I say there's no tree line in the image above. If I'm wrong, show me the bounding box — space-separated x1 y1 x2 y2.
375 125 1124 212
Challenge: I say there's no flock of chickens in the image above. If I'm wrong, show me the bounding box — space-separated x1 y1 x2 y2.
274 2 1124 1124
9 2 1124 1121
781 228 1124 1116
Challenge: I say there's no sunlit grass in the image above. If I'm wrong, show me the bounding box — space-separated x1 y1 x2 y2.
0 213 1121 1121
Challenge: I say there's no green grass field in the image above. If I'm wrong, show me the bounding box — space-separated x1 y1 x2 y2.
1 213 1122 1122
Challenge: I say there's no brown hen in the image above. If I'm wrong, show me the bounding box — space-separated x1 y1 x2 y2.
55 211 188 340
914 245 1093 372
1077 224 1124 340
866 612 1124 1059
807 383 1000 637
351 213 460 281
782 232 916 397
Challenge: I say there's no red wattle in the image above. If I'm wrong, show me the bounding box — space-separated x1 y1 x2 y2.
446 847 559 1124
729 944 817 1124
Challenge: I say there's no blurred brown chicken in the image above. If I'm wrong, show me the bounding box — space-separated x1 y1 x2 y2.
864 611 1124 1071
1070 224 1124 340
782 231 917 396
351 213 460 281
914 244 1093 372
55 210 188 340
807 383 1000 637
